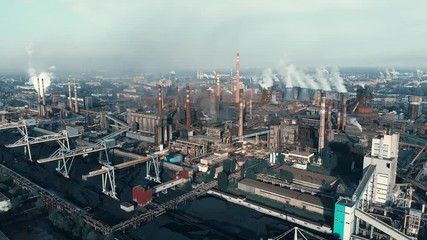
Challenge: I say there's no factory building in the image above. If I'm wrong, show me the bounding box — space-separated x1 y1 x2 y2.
363 133 399 204
274 165 338 190
238 179 334 216
126 109 172 146
408 95 422 120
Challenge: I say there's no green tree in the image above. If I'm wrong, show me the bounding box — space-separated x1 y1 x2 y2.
217 172 229 191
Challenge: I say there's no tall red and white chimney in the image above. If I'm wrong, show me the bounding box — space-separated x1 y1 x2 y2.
74 80 79 113
186 86 191 129
235 53 240 104
216 72 221 99
158 85 163 116
318 91 326 154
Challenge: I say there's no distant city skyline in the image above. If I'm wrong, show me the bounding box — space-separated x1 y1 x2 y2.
1 0 427 72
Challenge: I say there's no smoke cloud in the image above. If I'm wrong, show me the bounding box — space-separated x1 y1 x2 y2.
416 69 423 79
260 68 277 89
257 61 345 93
26 44 55 97
349 117 363 132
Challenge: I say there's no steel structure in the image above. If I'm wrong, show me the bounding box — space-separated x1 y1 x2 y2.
82 155 157 199
37 114 130 178
273 226 327 240
37 138 116 178
0 120 32 161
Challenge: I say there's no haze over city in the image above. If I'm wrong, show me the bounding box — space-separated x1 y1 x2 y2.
2 0 427 72
2 1 427 240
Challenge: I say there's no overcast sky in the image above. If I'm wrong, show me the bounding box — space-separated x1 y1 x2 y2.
2 0 427 72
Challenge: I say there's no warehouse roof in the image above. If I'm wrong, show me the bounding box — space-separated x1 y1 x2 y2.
239 178 334 210
275 166 338 186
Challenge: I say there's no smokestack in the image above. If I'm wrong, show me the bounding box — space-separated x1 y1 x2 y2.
41 78 46 106
41 78 47 117
235 53 240 103
238 94 244 137
249 90 253 119
216 72 221 99
37 78 41 116
68 80 73 110
186 86 191 129
318 91 326 154
74 80 79 113
158 85 163 116
315 89 321 106
327 101 334 142
341 93 347 131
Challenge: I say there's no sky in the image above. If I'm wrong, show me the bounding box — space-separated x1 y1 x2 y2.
1 0 427 73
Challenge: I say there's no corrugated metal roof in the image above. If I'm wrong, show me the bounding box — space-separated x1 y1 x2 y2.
239 178 333 209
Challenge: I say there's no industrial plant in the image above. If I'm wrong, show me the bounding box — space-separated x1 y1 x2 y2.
0 50 426 240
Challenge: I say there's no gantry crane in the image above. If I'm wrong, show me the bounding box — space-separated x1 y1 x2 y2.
37 114 130 178
82 154 160 199
0 120 32 161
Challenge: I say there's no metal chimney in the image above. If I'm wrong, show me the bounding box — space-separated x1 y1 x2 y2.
37 78 41 116
341 93 347 131
158 85 163 116
186 86 191 129
68 80 73 110
235 53 240 103
216 72 221 99
327 101 334 142
318 91 326 154
41 78 47 117
74 80 79 113
238 89 244 137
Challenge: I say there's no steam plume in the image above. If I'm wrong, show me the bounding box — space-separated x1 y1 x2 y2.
257 60 346 93
349 117 363 132
26 44 55 97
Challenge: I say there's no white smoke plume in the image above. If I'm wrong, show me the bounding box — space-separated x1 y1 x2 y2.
385 68 391 79
260 68 276 89
26 44 55 97
330 67 347 93
257 60 346 92
391 68 400 79
416 69 423 79
316 66 331 91
349 117 363 132
379 72 384 79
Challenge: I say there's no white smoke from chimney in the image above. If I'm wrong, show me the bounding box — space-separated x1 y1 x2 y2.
26 44 55 97
316 67 331 91
258 60 346 92
330 67 347 93
260 68 276 89
391 68 399 79
349 117 363 132
416 69 423 79
385 68 391 79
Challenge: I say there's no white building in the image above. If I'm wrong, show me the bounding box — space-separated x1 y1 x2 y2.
363 133 399 204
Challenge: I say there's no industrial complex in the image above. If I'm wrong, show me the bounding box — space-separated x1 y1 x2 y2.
0 52 427 240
